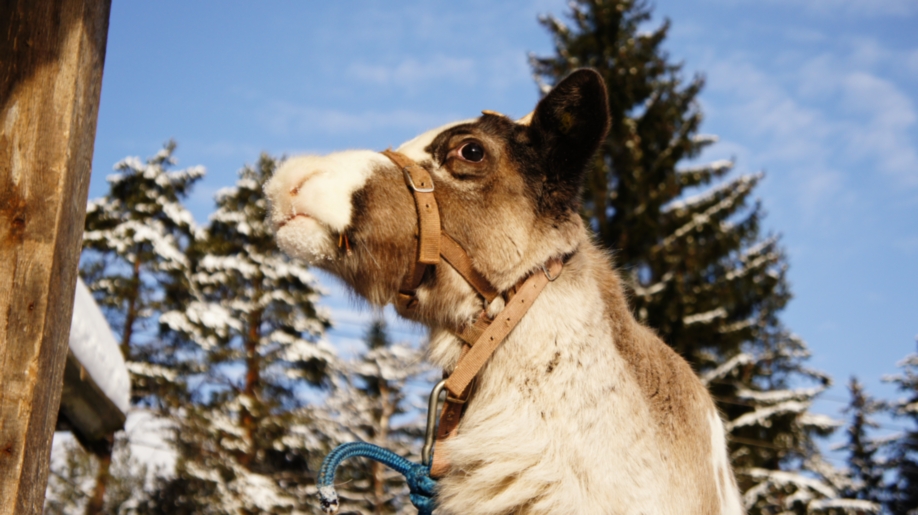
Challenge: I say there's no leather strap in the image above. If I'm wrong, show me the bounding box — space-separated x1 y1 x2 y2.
382 149 440 265
452 311 492 346
430 258 563 477
384 149 441 313
444 258 563 398
440 232 499 304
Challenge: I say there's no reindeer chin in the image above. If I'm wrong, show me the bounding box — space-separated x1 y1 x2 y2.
275 217 336 263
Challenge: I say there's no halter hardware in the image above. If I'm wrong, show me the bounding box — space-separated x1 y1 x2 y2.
403 166 435 193
423 379 448 466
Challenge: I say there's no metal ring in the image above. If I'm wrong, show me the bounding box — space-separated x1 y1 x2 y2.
403 167 435 193
422 379 448 466
541 263 559 282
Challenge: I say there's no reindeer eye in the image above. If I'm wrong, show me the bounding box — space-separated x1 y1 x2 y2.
458 142 485 162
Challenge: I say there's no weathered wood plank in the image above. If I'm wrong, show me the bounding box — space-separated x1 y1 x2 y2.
0 0 112 512
58 350 126 455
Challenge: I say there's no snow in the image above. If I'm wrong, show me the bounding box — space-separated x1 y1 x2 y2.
700 352 754 386
683 307 727 326
800 413 843 431
121 410 177 480
736 386 824 404
662 167 743 213
740 467 837 507
808 498 880 513
630 271 673 298
659 174 760 248
69 277 130 414
725 401 811 432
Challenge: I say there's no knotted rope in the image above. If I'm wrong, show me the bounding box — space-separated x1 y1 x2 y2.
317 441 437 515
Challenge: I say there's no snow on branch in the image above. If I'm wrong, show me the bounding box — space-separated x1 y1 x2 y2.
683 307 727 326
691 134 719 145
736 386 825 405
799 413 842 431
701 352 754 386
662 170 751 215
725 400 811 432
658 174 760 249
739 467 837 508
630 271 673 299
808 498 880 514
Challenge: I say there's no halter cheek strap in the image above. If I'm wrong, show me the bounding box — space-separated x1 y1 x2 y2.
380 149 564 477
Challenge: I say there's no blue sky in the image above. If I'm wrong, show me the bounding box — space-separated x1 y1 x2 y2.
89 0 917 446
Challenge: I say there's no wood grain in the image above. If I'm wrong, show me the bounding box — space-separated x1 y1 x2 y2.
0 0 111 512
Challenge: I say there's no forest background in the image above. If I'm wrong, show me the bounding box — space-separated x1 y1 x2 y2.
46 1 918 514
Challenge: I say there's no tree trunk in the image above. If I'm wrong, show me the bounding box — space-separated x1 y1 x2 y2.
84 450 111 515
0 1 111 513
239 309 262 467
119 251 143 360
372 381 393 514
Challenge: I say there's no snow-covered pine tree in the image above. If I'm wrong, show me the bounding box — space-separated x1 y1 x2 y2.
70 142 202 513
530 1 839 512
309 318 430 514
44 433 149 515
81 140 204 409
154 154 335 514
837 377 886 509
884 339 918 514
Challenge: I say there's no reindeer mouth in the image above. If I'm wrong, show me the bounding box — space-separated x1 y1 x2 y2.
277 212 314 230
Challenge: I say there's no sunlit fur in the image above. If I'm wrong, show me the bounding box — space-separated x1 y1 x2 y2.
265 70 744 515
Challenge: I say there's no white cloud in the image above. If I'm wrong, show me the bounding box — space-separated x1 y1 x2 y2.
840 72 918 185
347 55 477 89
699 37 918 224
797 0 918 16
907 49 918 78
346 50 533 97
713 0 918 17
261 102 458 137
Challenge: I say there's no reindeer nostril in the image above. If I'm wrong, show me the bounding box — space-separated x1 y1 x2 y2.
290 176 311 196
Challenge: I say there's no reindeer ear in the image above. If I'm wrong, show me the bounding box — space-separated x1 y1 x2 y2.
527 69 609 205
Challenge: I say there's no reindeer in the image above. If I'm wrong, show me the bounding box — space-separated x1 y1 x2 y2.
265 69 744 515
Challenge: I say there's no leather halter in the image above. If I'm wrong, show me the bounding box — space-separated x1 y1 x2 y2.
380 149 563 477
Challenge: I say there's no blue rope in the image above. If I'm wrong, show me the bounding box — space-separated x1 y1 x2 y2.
317 441 437 514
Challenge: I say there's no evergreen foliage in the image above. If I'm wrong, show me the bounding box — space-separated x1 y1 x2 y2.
838 377 886 508
152 154 335 513
80 140 204 409
884 341 918 514
530 1 839 511
44 434 150 515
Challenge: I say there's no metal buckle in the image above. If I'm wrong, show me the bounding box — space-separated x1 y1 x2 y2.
403 166 434 193
541 262 560 282
423 379 448 466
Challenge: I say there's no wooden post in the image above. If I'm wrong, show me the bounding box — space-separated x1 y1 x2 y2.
0 0 112 513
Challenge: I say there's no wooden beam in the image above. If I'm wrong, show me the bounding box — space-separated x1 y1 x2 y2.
58 350 126 455
0 1 112 513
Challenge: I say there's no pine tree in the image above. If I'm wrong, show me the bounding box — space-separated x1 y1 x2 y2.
838 377 886 508
80 140 204 409
153 154 335 514
69 142 202 513
311 318 430 514
885 339 918 514
530 1 837 511
44 434 149 515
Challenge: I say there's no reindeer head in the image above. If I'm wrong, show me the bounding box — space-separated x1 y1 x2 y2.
265 69 609 332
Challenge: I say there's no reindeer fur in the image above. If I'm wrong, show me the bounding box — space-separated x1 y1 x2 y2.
265 69 744 515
